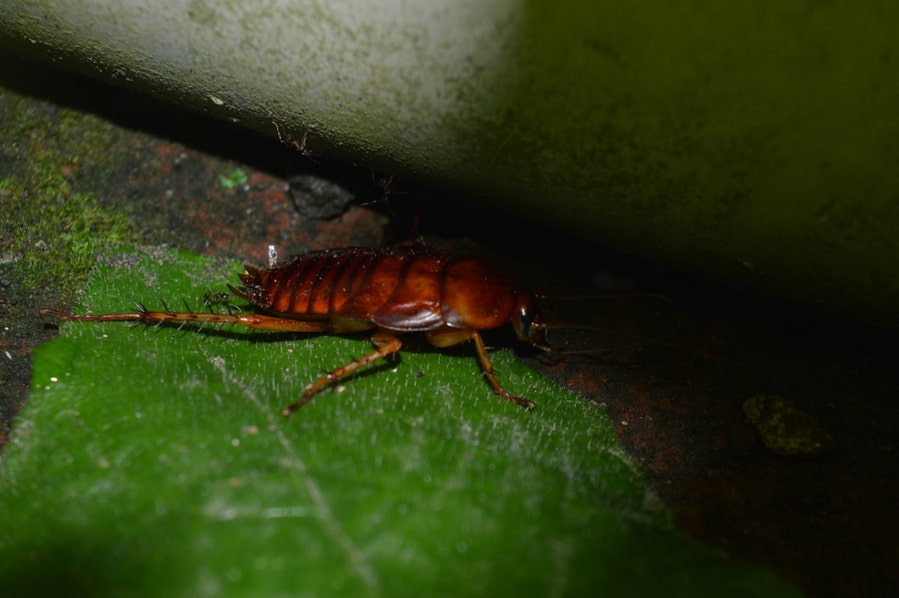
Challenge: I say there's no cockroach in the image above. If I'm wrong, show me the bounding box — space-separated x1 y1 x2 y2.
40 245 551 417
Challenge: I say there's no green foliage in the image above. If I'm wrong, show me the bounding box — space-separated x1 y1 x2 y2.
2 247 798 596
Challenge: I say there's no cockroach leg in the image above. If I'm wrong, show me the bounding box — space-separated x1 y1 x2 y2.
426 329 535 410
282 331 403 417
38 307 334 332
470 333 536 411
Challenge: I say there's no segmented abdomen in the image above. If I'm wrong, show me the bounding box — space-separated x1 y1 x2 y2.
234 245 518 332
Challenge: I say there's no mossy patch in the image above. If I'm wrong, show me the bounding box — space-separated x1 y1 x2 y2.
1 173 135 300
0 90 137 300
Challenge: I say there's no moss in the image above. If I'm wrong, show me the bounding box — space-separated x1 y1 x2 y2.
1 173 135 300
743 395 835 457
0 88 138 302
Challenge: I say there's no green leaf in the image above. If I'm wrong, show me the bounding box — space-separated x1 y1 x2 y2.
3 247 797 596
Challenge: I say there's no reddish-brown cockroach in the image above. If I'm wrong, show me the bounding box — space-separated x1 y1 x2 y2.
40 245 552 417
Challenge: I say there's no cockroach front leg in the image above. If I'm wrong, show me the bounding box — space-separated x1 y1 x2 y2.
426 329 536 411
282 331 402 417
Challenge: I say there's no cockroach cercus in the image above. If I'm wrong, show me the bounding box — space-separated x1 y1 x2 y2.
41 245 555 417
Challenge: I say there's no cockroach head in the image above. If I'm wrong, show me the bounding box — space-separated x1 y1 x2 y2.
511 289 549 350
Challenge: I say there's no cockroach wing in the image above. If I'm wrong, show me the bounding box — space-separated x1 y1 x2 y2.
367 250 446 331
372 300 444 332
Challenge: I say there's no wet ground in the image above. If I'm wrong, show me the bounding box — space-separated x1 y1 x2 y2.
2 57 897 597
